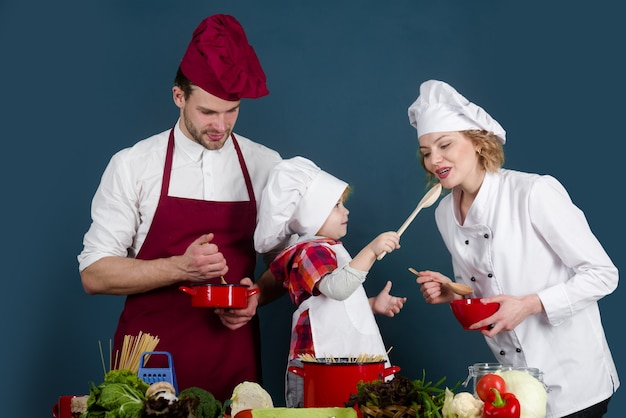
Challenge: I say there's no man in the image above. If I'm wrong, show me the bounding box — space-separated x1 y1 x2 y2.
78 14 283 402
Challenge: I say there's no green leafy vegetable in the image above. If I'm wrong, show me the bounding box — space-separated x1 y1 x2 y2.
178 387 222 418
345 371 459 418
84 369 150 418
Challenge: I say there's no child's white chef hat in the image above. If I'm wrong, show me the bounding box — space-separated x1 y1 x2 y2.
254 156 348 254
408 80 506 144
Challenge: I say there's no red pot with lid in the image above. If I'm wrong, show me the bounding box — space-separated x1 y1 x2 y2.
288 358 400 407
179 283 260 308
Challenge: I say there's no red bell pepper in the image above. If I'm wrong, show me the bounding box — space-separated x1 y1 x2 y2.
483 388 521 418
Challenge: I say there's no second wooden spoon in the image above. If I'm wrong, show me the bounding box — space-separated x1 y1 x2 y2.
408 267 474 296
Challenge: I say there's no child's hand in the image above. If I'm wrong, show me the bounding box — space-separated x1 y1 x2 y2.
351 231 400 271
369 231 400 258
371 281 407 317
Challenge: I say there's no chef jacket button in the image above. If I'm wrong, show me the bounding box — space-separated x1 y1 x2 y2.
488 273 493 278
516 348 522 353
465 240 469 245
499 350 506 356
484 233 489 239
470 277 476 282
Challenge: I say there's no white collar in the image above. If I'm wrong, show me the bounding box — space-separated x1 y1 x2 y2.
454 170 500 226
173 119 234 161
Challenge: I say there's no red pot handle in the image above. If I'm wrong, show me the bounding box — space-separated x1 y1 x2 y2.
178 286 197 296
382 365 401 378
288 365 305 378
246 288 261 297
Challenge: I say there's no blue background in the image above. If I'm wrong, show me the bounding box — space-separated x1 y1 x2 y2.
1 1 623 416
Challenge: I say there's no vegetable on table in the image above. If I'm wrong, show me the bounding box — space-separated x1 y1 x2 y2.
476 374 506 403
483 389 520 418
229 381 274 417
84 369 150 418
143 386 221 417
345 371 457 417
441 388 483 418
178 386 223 418
233 409 253 418
496 370 547 418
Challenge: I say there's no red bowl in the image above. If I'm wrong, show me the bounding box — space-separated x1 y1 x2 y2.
450 298 500 330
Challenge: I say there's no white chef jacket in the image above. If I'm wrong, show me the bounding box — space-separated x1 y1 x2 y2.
78 121 282 272
435 169 619 417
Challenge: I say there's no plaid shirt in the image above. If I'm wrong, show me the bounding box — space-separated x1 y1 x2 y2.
270 238 340 359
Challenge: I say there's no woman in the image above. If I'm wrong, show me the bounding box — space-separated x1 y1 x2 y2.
410 80 619 417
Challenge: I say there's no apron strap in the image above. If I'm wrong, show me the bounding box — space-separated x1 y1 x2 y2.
159 127 176 198
231 133 256 206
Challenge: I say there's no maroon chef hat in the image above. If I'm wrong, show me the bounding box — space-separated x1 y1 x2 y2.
179 14 269 101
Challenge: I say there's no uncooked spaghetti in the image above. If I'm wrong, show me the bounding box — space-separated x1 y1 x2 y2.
113 331 160 373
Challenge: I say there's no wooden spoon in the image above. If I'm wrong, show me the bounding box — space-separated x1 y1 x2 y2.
408 267 474 296
377 183 443 261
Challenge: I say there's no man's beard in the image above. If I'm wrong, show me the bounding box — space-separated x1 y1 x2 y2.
183 112 228 150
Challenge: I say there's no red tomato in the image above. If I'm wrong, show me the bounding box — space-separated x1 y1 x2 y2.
233 409 253 418
476 373 507 402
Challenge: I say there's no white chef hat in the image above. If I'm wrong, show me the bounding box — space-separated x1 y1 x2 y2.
407 80 506 144
254 156 348 253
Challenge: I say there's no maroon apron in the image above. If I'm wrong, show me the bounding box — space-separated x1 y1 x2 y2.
113 129 261 402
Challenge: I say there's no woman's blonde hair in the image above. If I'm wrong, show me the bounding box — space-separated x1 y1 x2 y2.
419 130 504 186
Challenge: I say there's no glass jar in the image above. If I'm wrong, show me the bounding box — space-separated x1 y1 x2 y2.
462 363 512 395
501 366 545 383
500 366 549 392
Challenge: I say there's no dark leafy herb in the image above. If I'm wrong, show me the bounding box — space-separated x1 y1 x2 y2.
345 370 460 418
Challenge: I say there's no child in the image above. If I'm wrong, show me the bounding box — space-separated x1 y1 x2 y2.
254 156 407 407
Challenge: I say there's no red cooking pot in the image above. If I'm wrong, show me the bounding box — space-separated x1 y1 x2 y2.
288 359 401 407
178 284 260 308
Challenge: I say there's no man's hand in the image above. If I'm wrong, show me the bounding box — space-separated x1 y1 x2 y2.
181 233 229 282
214 277 259 330
81 233 229 295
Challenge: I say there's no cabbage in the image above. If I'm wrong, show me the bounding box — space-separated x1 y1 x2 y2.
84 369 149 418
230 381 273 417
497 370 547 418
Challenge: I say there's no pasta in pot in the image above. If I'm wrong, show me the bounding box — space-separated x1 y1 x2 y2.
298 353 386 364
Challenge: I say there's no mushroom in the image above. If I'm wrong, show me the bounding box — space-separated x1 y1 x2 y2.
146 382 177 400
144 382 178 416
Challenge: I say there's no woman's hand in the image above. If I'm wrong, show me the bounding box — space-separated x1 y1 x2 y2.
214 277 259 330
370 281 407 317
415 270 459 304
473 294 544 337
